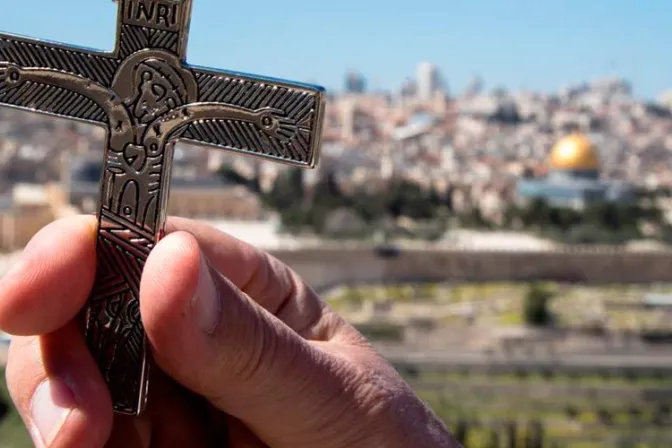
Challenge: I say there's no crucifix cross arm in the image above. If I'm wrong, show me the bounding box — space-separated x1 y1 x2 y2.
144 63 325 167
0 0 326 416
0 0 325 166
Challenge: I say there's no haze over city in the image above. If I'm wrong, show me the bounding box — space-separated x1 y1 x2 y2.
1 0 670 99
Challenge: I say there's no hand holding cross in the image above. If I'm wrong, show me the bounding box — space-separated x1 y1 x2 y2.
0 0 325 415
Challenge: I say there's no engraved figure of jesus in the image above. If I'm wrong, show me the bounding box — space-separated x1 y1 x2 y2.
4 50 302 399
0 0 324 415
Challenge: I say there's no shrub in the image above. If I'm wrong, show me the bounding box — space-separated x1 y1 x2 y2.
523 283 554 327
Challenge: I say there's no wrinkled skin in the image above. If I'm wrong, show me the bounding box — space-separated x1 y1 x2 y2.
0 216 457 448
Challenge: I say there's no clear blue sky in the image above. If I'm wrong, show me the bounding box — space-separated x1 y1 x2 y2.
1 0 669 99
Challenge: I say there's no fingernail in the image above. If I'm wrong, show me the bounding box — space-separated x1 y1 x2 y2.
191 255 222 334
30 379 76 447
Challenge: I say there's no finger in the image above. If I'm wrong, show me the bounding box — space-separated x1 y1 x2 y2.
0 215 97 336
142 372 221 448
103 372 219 448
140 232 353 444
226 416 269 448
6 323 113 448
166 217 345 340
104 415 150 448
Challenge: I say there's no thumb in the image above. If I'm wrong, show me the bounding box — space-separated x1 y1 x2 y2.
140 232 349 443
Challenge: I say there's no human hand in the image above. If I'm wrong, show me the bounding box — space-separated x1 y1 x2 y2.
0 215 457 448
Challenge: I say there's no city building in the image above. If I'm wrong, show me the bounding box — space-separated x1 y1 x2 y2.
344 71 367 94
516 133 636 209
0 184 60 251
659 90 672 111
416 62 444 102
0 195 14 250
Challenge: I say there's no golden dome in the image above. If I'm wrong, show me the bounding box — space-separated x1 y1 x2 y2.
548 133 600 171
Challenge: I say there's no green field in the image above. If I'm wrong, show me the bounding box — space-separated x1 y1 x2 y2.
1 367 670 447
2 281 671 446
405 368 672 447
327 282 672 334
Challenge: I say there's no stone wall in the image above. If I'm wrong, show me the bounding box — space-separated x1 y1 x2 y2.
269 247 672 292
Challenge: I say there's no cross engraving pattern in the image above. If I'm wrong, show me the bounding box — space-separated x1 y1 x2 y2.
0 0 325 415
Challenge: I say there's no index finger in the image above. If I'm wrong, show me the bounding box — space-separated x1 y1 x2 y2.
0 215 97 336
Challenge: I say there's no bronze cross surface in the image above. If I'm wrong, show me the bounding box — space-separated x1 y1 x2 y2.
0 0 325 415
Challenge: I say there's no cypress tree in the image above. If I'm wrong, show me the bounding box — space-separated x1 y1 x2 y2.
454 419 469 445
505 420 517 448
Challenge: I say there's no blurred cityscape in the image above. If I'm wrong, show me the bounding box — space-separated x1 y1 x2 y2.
2 64 672 250
1 62 672 447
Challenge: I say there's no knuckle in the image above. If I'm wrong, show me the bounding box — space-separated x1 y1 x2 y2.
242 250 276 303
347 354 416 420
310 355 418 447
230 312 276 385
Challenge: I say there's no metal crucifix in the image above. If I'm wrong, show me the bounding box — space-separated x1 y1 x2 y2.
0 0 325 415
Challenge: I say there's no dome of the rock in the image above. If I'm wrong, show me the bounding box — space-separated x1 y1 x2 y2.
548 133 600 172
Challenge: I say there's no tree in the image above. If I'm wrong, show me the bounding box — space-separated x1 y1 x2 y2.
385 180 437 220
565 405 579 420
524 420 544 448
460 206 490 229
263 168 305 210
522 198 551 228
504 193 669 244
523 283 554 327
278 205 309 231
428 185 444 209
654 403 670 427
597 408 614 426
351 191 386 224
503 204 522 228
505 421 518 448
312 170 349 210
218 164 261 194
485 428 500 448
547 206 580 231
453 419 469 445
286 167 304 197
